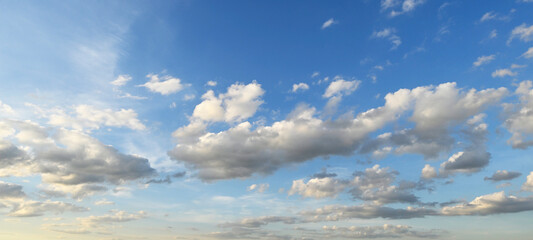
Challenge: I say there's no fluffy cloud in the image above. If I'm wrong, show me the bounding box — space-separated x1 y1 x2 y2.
522 47 533 58
522 172 533 191
207 80 217 87
323 78 361 98
289 177 349 199
421 164 437 179
110 74 132 86
371 28 402 50
492 68 517 78
292 83 309 92
473 54 495 67
389 0 426 17
508 23 533 44
0 100 15 115
139 74 185 95
170 84 414 181
441 191 533 216
321 18 337 29
170 82 507 181
0 121 155 199
192 81 264 123
504 81 533 149
439 151 490 174
484 170 522 182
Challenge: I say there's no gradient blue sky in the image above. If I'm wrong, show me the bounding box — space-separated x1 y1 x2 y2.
1 1 533 239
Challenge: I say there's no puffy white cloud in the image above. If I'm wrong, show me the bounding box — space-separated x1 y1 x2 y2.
421 164 437 179
192 81 264 123
491 68 517 78
247 183 269 193
508 23 533 44
522 172 533 191
288 177 349 199
139 74 185 95
292 83 309 92
371 28 402 50
170 85 413 181
504 81 533 148
0 100 15 115
473 54 495 67
522 47 533 58
441 191 533 216
484 170 522 182
323 78 361 98
110 74 132 86
207 80 217 86
321 18 337 29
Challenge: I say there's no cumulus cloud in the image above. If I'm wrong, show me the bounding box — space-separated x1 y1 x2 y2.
0 100 15 115
473 55 495 67
0 120 155 199
292 83 309 92
504 81 533 149
523 172 533 191
247 183 269 193
441 191 533 216
321 18 337 29
371 28 402 50
484 170 522 182
170 84 414 181
522 47 533 58
110 74 132 86
508 23 533 44
207 80 217 87
421 164 437 179
491 68 517 78
323 78 361 98
289 177 349 199
192 81 264 123
139 74 185 95
439 151 490 174
170 82 507 181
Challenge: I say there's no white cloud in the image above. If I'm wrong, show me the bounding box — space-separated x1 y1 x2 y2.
321 18 337 29
46 104 146 131
522 172 533 191
207 80 217 87
508 23 533 44
8 200 87 217
192 81 264 123
389 0 426 17
94 199 115 206
484 170 522 182
288 177 349 199
421 164 437 179
473 55 495 67
183 94 196 101
247 183 269 193
504 81 533 148
110 74 132 86
441 191 533 216
323 78 361 98
0 100 15 115
292 83 310 92
480 11 497 22
311 71 320 78
491 68 517 78
522 47 533 58
489 29 498 39
139 74 185 95
372 28 402 50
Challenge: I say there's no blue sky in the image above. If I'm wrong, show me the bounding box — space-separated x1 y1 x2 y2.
1 0 533 239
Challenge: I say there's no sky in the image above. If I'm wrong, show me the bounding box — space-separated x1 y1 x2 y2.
1 0 533 239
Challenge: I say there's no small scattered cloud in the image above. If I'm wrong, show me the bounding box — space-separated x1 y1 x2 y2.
372 28 402 50
207 81 217 87
473 55 495 67
292 83 310 93
484 170 522 182
110 74 132 86
139 74 185 95
492 68 517 78
508 23 533 44
522 47 533 58
247 183 269 193
321 18 337 29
